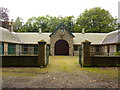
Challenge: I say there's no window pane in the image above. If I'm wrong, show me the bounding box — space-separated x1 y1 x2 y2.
117 45 120 51
34 45 38 54
8 43 16 55
0 42 4 55
22 45 28 54
74 45 78 51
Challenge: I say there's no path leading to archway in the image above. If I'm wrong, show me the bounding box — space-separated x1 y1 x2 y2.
2 56 118 88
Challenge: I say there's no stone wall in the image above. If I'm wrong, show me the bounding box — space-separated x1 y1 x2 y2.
90 44 117 56
1 56 38 67
80 41 91 66
4 42 8 55
73 45 81 56
80 41 120 67
28 45 34 55
73 51 79 56
50 29 74 56
1 41 49 67
109 45 117 56
91 56 120 66
16 44 19 55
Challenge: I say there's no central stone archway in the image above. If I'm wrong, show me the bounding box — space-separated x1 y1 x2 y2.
55 40 69 55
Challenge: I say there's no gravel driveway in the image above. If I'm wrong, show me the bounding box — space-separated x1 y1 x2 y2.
1 56 119 88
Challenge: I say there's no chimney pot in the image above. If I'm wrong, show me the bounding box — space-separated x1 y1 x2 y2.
39 28 42 34
82 28 85 34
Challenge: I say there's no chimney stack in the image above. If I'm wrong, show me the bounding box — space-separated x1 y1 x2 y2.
9 19 13 32
39 28 42 34
82 28 85 34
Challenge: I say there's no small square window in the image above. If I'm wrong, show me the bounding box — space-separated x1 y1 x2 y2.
95 46 101 52
74 45 78 51
117 45 120 52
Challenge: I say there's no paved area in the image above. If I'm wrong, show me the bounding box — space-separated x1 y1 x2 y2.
1 56 119 88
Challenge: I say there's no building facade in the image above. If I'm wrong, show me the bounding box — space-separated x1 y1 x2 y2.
0 24 120 56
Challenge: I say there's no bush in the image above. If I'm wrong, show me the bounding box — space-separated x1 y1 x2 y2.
114 51 120 56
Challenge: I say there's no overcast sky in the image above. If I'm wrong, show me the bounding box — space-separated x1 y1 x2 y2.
0 0 120 22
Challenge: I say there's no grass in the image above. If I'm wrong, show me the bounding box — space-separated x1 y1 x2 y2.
80 67 118 77
2 56 118 79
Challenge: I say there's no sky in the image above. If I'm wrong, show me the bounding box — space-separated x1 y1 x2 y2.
0 0 120 22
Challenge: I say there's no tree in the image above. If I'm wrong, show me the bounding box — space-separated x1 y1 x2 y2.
0 7 9 21
16 15 76 32
46 16 75 32
61 16 75 32
76 7 118 33
12 17 23 32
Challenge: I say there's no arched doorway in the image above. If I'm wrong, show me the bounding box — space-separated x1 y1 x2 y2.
55 40 69 55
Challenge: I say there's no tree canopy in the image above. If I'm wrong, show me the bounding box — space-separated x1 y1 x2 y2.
75 7 118 33
12 17 23 32
0 7 9 21
16 15 75 32
13 7 119 33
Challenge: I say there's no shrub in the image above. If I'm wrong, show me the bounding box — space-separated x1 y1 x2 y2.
114 51 120 56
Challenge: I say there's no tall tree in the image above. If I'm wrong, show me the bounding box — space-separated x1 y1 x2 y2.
12 17 23 32
0 7 9 21
17 15 76 32
76 7 118 33
61 16 75 32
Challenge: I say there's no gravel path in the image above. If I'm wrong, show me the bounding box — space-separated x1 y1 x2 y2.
2 56 119 88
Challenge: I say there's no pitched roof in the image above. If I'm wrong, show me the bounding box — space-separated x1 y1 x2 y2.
0 26 112 45
16 33 106 44
102 30 120 44
0 27 21 43
16 32 51 44
49 23 75 37
73 33 106 44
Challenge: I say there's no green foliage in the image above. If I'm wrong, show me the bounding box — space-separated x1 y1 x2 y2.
0 7 9 21
15 7 119 33
12 17 23 32
40 40 45 42
76 7 118 33
15 15 75 32
114 51 120 56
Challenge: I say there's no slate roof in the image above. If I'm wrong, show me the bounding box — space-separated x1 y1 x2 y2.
16 32 106 44
73 33 106 44
102 29 120 44
0 27 21 43
1 26 119 45
16 32 51 44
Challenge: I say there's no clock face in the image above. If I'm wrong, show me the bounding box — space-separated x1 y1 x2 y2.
61 29 64 32
59 28 65 37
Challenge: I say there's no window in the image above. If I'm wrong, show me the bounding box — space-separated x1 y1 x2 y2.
117 45 120 52
8 43 16 55
0 42 4 55
74 45 78 51
22 44 28 54
95 46 101 52
34 45 38 54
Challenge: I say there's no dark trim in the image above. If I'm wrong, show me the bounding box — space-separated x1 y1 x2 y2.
38 41 46 45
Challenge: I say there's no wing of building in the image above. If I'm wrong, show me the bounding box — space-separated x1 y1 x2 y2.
0 26 120 56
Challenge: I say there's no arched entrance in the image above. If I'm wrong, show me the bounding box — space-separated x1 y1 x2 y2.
55 40 69 55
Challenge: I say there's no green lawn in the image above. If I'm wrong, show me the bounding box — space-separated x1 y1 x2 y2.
2 56 118 79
